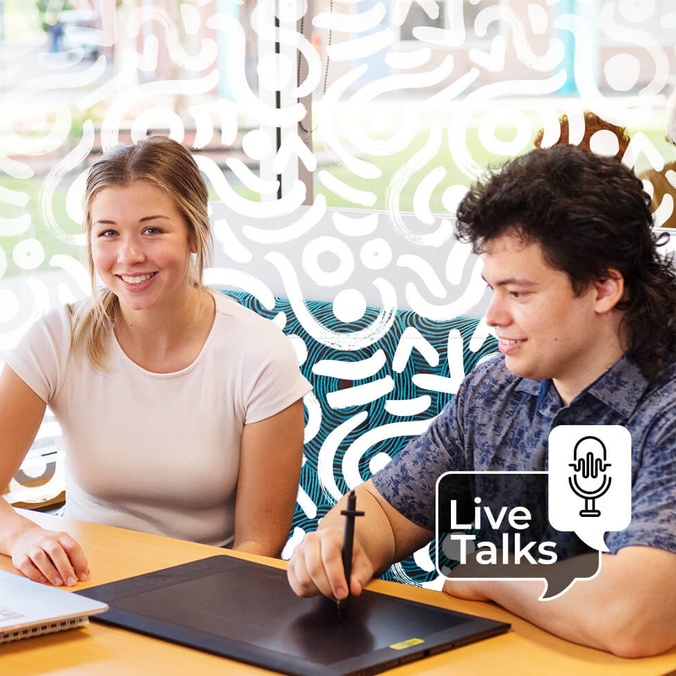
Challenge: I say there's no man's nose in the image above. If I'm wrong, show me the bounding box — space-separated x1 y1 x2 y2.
485 294 510 327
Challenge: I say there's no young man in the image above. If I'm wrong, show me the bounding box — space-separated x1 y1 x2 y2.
287 145 676 658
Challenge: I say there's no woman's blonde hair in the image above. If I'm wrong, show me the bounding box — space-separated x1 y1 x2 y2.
70 135 213 369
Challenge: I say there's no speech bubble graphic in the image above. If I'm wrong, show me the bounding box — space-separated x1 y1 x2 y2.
548 425 632 552
435 472 601 600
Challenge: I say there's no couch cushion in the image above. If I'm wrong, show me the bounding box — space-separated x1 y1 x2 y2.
225 291 498 586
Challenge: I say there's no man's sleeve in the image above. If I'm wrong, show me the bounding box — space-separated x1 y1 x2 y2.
371 394 468 532
606 395 676 555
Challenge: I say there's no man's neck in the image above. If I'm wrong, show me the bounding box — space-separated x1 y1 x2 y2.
553 348 625 406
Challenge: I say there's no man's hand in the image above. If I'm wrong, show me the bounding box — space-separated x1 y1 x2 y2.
287 526 375 601
286 481 432 604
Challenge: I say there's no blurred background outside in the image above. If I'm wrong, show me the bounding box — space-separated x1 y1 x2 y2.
1 1 675 278
2 0 676 511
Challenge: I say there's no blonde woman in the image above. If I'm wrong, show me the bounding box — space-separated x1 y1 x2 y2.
0 136 311 586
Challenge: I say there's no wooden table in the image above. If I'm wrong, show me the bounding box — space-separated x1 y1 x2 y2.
0 511 674 675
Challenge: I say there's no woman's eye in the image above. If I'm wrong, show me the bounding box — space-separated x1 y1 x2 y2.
98 229 117 237
143 227 162 235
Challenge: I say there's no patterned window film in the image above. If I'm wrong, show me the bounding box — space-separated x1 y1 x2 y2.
1 1 675 584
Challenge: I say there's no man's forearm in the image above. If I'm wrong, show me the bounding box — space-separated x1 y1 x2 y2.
444 546 676 658
317 483 398 577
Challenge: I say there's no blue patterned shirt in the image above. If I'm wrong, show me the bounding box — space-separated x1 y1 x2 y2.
373 353 676 556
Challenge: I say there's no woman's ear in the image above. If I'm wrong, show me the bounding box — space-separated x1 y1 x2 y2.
594 269 625 314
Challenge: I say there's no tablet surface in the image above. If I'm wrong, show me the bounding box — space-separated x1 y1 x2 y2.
78 555 509 676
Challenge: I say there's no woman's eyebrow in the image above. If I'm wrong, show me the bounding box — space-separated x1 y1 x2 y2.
92 214 170 225
139 214 171 222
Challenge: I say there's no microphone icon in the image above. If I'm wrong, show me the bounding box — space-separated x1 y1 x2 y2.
568 436 612 517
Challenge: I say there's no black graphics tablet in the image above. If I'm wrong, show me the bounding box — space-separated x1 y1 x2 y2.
77 555 509 676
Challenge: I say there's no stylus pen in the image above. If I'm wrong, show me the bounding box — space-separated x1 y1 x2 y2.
337 489 364 618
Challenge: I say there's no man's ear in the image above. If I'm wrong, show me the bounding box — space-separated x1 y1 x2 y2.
594 269 625 313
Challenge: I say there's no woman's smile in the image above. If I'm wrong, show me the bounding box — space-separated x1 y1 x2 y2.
90 181 194 314
119 273 156 285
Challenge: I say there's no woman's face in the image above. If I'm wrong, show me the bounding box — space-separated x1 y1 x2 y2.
89 181 195 314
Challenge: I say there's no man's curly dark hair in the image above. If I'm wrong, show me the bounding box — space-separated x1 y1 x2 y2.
455 145 676 381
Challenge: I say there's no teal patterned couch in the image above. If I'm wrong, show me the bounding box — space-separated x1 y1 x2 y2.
224 291 499 587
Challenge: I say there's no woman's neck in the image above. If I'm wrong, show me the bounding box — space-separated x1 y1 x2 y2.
114 288 215 373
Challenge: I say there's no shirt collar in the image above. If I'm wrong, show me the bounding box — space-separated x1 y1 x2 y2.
515 354 649 418
580 354 649 417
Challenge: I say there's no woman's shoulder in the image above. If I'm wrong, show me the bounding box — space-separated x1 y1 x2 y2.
4 303 77 399
213 292 283 332
213 291 249 315
210 292 292 350
23 303 75 342
212 293 305 363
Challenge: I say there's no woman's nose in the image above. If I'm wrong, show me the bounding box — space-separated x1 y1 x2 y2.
117 236 145 264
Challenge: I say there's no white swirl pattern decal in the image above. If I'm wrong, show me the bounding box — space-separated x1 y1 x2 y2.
1 1 676 587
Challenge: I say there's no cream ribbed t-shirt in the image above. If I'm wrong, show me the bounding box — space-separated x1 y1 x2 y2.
6 293 311 547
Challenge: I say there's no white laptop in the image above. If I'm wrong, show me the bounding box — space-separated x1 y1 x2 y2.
0 570 108 644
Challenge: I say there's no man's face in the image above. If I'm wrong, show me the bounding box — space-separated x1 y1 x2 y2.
481 232 620 403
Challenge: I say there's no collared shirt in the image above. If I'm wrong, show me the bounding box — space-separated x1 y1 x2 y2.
372 353 676 557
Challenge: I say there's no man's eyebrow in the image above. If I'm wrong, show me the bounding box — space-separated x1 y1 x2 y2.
481 274 540 287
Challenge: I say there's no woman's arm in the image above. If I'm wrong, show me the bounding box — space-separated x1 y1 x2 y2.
233 398 306 558
0 365 89 586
